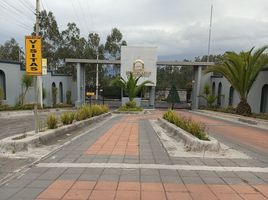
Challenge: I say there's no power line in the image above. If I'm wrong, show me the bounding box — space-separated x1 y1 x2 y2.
2 0 34 22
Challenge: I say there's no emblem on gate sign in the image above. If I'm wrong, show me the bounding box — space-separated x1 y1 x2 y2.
126 59 151 77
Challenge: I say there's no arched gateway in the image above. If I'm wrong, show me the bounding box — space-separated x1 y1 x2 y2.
65 46 214 110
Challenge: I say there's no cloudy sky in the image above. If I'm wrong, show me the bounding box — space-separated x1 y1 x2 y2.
1 0 268 60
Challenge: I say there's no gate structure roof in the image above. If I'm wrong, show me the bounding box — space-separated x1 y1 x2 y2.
65 58 215 66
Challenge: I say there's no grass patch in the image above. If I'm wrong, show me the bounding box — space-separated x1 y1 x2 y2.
118 106 143 112
47 114 58 129
61 112 75 125
163 109 209 141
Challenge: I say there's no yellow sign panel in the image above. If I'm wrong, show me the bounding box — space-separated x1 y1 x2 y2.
25 36 42 76
42 58 47 75
86 92 95 96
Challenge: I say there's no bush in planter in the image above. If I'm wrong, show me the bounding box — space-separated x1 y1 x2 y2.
47 114 58 129
125 101 137 108
61 112 75 125
163 109 208 140
75 105 91 121
91 104 109 116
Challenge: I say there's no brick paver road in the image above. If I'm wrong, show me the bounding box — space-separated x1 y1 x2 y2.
0 111 268 200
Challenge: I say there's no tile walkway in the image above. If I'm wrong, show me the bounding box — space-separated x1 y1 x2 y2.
0 111 268 200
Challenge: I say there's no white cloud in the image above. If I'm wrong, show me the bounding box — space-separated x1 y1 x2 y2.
0 0 268 60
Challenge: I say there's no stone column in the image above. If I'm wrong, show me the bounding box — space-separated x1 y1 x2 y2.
80 64 85 104
149 86 156 108
75 63 86 107
75 63 81 107
191 66 202 110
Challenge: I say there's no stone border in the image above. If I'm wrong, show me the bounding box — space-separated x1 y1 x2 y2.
158 118 221 152
0 112 111 153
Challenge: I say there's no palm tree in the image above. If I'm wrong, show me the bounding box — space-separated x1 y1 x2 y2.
111 72 153 103
20 74 33 105
206 46 268 115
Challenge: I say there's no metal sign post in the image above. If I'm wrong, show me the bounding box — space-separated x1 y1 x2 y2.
25 36 42 133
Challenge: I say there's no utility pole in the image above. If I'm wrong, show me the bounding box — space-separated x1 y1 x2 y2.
96 51 99 100
207 4 213 62
34 0 41 133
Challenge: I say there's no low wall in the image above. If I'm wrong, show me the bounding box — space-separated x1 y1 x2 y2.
158 118 221 152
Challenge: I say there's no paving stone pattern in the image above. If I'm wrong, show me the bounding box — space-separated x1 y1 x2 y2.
0 111 268 200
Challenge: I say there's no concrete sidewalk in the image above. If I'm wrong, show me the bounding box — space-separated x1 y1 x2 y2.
0 112 267 200
192 109 268 131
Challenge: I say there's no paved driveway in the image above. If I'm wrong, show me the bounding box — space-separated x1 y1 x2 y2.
0 111 267 200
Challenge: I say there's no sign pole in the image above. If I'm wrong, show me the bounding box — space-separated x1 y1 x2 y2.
34 0 41 133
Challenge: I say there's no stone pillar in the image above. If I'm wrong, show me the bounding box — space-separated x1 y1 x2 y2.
75 63 86 107
149 86 155 108
75 63 81 107
191 66 202 110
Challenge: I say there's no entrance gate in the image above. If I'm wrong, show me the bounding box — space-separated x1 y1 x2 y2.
65 58 214 110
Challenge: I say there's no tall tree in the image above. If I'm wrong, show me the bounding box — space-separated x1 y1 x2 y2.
0 38 23 61
105 28 127 60
37 11 62 70
166 85 180 109
206 46 268 115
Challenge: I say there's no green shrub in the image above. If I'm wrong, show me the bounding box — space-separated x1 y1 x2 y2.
163 109 208 140
66 90 72 105
91 104 109 116
61 112 75 125
125 101 137 108
118 106 143 112
47 114 58 129
75 104 91 121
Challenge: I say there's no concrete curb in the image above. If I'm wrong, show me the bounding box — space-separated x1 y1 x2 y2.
192 110 268 131
0 112 111 153
158 118 221 152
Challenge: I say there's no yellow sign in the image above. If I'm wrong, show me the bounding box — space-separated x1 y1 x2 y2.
42 58 47 75
25 36 42 76
86 92 95 96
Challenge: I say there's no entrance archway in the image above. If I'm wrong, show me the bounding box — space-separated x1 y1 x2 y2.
260 84 268 113
59 82 63 103
228 86 234 106
0 70 6 99
217 82 222 106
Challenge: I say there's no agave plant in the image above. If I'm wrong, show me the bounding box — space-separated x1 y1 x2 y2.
111 72 153 102
206 46 268 115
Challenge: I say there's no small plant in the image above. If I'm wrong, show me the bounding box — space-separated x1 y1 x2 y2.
20 74 33 105
61 112 75 125
46 114 58 129
66 90 72 105
199 84 217 108
91 104 109 116
163 109 208 140
118 106 142 112
75 104 91 121
125 100 137 108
